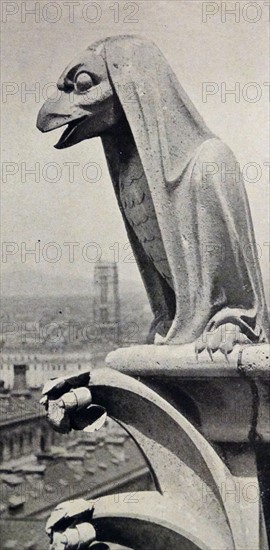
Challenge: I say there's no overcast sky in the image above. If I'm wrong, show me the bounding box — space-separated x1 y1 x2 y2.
1 0 269 297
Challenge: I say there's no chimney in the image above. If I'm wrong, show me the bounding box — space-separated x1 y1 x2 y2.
12 364 30 396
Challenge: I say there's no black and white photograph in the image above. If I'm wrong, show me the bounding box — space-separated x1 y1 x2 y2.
0 1 269 548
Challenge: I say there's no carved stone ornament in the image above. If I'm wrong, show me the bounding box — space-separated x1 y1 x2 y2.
37 36 270 550
37 35 269 352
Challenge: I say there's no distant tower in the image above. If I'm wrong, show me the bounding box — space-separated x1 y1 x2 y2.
93 262 120 330
12 364 30 396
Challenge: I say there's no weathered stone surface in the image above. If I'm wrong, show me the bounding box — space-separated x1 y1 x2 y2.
41 367 269 548
37 35 269 349
107 344 270 443
107 343 270 377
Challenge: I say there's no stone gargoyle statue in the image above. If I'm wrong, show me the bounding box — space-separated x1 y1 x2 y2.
37 35 269 354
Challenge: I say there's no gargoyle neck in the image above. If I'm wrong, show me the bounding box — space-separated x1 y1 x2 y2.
101 119 141 188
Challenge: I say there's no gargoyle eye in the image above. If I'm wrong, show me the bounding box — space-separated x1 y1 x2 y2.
75 72 94 93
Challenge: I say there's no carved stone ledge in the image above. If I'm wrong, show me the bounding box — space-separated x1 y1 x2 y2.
106 343 270 377
106 343 270 443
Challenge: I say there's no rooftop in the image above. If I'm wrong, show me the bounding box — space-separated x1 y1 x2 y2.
0 391 43 425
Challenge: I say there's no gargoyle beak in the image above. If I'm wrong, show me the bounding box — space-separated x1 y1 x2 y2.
36 91 90 149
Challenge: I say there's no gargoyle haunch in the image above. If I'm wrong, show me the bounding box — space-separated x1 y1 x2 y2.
37 35 269 352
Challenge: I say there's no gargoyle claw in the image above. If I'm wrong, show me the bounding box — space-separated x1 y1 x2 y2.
195 322 251 360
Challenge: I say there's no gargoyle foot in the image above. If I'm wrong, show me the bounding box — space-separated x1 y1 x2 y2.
195 322 251 360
